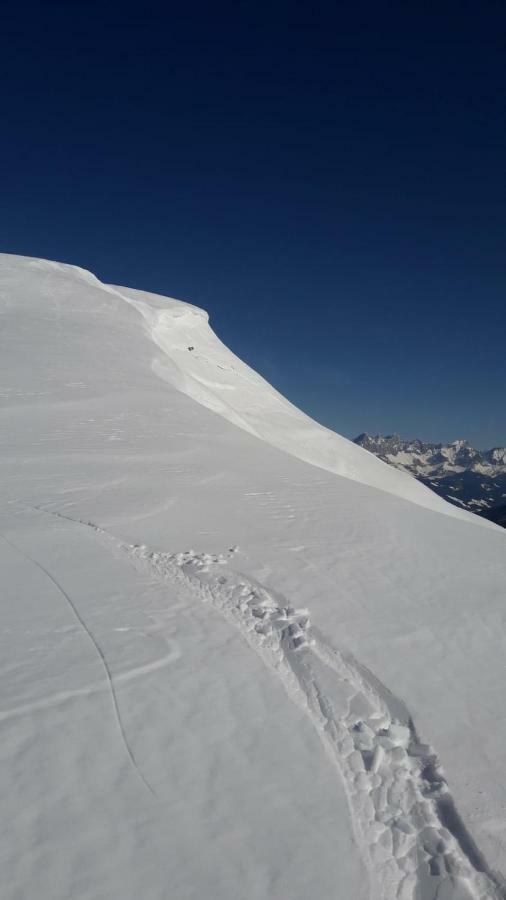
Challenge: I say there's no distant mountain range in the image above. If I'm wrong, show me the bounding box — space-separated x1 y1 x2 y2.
354 434 506 526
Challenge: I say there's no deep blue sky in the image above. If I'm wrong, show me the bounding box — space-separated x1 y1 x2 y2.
2 2 505 447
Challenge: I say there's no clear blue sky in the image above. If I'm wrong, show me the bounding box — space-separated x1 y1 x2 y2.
2 1 505 447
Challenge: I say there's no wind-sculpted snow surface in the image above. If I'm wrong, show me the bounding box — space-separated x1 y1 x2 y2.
126 540 504 900
22 498 506 899
114 283 492 525
0 253 493 522
2 254 506 899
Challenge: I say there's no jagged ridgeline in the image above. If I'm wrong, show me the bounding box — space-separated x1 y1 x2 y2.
355 434 506 526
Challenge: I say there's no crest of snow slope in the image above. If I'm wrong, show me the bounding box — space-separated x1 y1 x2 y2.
113 283 493 526
1 254 506 900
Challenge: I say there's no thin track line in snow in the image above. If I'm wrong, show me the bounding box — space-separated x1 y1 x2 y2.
0 529 156 798
0 644 181 723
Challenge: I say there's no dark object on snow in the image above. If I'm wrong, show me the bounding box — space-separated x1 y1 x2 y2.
188 346 194 351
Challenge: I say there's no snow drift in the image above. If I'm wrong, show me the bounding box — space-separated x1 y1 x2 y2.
113 282 493 525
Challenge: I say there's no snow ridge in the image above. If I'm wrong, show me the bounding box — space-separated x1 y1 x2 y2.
110 282 493 526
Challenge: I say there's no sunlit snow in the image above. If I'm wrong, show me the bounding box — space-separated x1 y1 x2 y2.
1 254 505 900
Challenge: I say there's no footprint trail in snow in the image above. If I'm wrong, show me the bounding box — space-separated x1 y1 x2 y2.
19 505 505 900
128 542 505 900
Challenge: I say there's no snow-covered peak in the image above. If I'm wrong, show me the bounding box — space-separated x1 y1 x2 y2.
354 432 506 522
355 433 506 476
487 446 506 465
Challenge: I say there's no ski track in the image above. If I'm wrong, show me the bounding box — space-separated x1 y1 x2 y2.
13 504 506 900
0 528 156 798
0 643 181 723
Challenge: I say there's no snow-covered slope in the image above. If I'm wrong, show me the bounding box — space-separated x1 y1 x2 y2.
1 254 505 900
111 283 492 525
